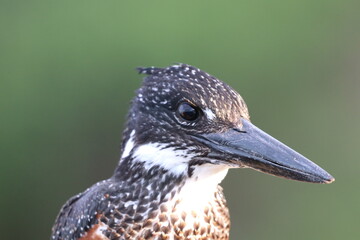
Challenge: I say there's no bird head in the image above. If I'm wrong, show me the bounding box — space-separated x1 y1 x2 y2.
118 64 334 184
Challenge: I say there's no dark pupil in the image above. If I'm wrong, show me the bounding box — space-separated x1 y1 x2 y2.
178 103 199 121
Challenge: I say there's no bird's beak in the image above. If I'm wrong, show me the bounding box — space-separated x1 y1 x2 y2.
193 119 334 183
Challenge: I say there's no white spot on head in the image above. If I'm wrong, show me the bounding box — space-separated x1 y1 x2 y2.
132 143 194 176
121 130 135 159
204 108 216 120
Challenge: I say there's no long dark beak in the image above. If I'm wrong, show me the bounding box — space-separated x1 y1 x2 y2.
193 119 334 183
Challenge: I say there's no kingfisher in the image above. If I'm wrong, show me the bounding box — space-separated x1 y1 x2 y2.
51 63 334 240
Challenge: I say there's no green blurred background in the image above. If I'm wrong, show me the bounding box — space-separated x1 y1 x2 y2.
1 0 359 239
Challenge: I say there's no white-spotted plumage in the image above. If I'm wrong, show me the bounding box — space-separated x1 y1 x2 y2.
51 63 237 240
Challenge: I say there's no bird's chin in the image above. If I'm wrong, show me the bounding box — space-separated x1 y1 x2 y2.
192 119 334 184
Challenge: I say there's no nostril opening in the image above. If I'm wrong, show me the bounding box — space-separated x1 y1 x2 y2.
232 128 247 133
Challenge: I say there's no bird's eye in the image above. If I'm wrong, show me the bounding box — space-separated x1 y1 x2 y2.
177 102 200 121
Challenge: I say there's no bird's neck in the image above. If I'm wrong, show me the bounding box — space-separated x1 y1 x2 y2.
114 155 229 210
112 158 230 239
114 138 230 217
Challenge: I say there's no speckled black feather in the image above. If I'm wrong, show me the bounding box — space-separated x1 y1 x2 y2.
52 161 185 240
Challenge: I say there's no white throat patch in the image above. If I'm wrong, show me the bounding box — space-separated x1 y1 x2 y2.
175 164 229 211
132 142 195 176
